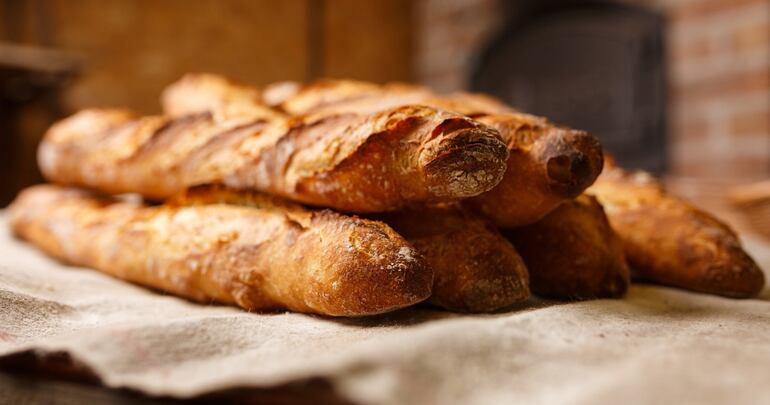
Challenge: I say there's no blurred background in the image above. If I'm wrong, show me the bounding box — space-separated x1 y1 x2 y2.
1 0 768 206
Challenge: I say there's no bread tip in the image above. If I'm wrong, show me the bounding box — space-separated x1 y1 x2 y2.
422 126 509 199
541 128 604 197
317 220 434 316
708 252 766 298
603 266 630 298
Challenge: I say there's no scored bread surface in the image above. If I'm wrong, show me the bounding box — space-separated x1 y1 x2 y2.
9 184 434 316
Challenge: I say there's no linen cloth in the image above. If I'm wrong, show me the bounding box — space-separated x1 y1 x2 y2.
1 213 769 405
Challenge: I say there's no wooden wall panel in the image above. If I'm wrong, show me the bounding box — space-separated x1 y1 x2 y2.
3 0 415 112
45 0 309 114
322 0 413 82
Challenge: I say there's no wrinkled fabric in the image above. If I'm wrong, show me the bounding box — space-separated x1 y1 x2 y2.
1 213 769 405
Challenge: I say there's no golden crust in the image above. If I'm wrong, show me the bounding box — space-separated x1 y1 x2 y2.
161 73 284 121
266 77 604 227
9 185 433 316
39 104 509 212
375 206 530 312
468 114 604 227
505 195 630 300
279 79 429 115
175 186 530 312
588 168 765 298
262 80 302 108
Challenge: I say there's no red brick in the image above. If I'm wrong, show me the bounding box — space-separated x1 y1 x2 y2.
669 36 713 65
669 0 767 21
731 20 770 52
673 156 769 178
723 156 770 176
731 110 770 136
673 69 770 101
672 117 710 142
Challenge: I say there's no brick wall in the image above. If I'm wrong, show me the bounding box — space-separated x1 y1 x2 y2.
414 0 505 92
661 0 770 179
415 0 770 179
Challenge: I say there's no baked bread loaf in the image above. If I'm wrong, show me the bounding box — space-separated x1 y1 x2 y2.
506 195 630 300
469 112 603 227
177 184 531 312
296 87 605 227
174 74 602 226
38 103 509 212
161 73 285 121
374 206 530 312
160 76 531 312
282 82 504 118
278 79 426 115
588 167 765 298
9 184 433 316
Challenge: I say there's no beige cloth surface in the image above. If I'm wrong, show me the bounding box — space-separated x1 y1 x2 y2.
1 212 770 405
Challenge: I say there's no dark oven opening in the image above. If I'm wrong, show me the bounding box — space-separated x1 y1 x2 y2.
473 1 667 174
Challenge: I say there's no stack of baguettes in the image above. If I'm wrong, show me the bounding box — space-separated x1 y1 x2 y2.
8 73 765 317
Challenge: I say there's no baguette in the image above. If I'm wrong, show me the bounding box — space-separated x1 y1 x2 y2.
175 185 531 312
9 184 433 316
505 195 630 300
374 206 530 312
161 73 284 121
278 79 429 115
588 168 765 298
38 104 509 212
262 80 302 108
287 85 510 119
469 112 603 227
160 74 531 311
253 76 605 226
